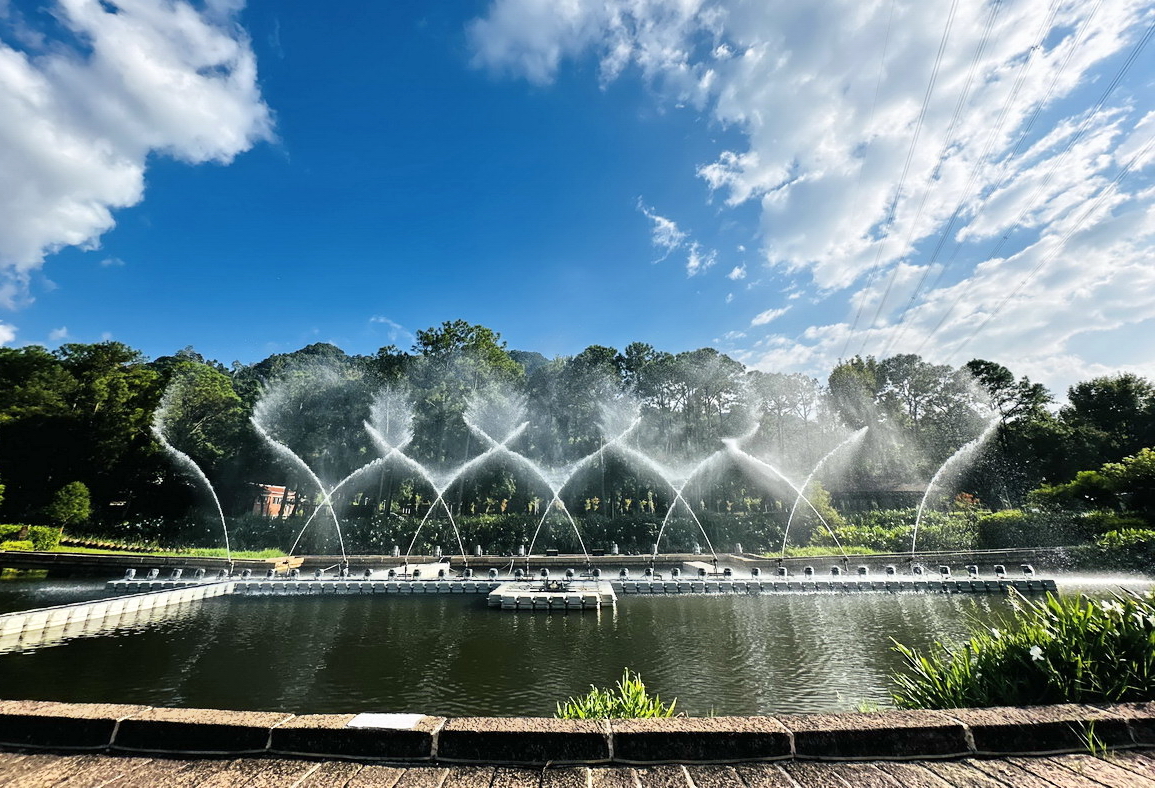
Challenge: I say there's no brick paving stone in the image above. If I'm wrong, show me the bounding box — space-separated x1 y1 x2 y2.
395 767 451 788
491 767 541 788
1116 752 1155 779
345 764 406 788
823 763 906 787
156 757 243 788
0 753 81 786
540 766 587 788
442 766 496 788
732 764 797 788
873 762 956 788
684 765 744 788
1044 754 1155 787
191 758 307 788
969 757 1065 787
1006 756 1106 787
53 754 154 787
589 767 639 788
783 761 853 788
238 757 320 787
295 760 366 788
923 760 1010 787
0 753 97 788
634 765 690 788
101 756 217 787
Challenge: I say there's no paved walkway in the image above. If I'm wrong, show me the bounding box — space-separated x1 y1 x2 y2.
4 749 1155 787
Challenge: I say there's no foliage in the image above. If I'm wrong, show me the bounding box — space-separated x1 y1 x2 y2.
975 509 1103 549
555 670 678 719
1068 529 1155 572
0 525 62 551
892 590 1155 709
811 509 979 553
45 482 91 528
0 540 34 551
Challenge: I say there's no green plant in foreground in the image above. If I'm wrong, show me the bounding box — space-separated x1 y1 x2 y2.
891 589 1155 709
555 669 678 719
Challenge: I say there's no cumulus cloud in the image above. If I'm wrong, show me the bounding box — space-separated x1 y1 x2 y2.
0 0 272 305
750 306 789 326
0 321 14 344
471 0 1155 392
727 264 746 280
48 326 68 342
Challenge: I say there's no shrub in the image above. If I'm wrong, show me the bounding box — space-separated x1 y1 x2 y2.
1068 529 1155 572
555 669 678 719
810 509 979 553
0 540 33 551
0 525 58 551
891 590 1155 709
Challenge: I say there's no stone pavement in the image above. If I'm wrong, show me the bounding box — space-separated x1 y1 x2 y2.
5 750 1155 787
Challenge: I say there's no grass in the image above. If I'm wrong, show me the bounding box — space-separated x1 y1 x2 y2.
764 545 882 558
891 589 1155 709
48 544 287 559
555 669 679 719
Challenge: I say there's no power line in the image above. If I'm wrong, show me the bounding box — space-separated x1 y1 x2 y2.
843 0 961 359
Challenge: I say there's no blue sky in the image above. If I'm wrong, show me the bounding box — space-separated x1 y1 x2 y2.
2 0 1154 392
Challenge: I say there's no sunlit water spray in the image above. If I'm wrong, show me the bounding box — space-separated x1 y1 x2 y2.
250 417 347 564
150 418 232 568
782 427 869 557
910 417 1000 555
724 440 848 558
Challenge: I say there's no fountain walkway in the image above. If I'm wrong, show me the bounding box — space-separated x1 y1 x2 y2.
1 698 1154 785
2 749 1154 786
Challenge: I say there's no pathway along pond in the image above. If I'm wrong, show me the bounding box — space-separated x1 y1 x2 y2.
0 589 1052 715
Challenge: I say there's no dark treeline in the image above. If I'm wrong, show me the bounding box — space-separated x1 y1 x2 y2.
1 319 1154 553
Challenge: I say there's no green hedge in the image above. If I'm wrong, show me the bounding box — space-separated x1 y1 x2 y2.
810 509 979 553
0 540 33 551
0 525 61 551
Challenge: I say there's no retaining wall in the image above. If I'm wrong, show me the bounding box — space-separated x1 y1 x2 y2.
0 699 1151 765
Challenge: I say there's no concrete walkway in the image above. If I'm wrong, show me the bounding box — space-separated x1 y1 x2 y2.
4 749 1155 786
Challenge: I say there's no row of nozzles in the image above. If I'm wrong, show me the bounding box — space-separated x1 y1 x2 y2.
770 563 1036 579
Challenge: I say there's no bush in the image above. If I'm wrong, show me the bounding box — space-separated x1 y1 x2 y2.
0 540 33 551
810 509 979 553
555 669 678 719
891 590 1155 709
1068 529 1155 572
0 525 59 551
975 509 1101 548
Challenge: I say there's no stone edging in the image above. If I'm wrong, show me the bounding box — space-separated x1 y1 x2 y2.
0 699 1151 765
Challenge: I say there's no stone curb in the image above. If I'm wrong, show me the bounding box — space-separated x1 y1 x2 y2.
0 700 1152 764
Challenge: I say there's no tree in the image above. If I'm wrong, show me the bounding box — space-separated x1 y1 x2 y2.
965 359 1051 424
1060 374 1155 465
46 481 91 529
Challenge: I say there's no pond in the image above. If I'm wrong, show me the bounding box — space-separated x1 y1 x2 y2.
0 576 1146 716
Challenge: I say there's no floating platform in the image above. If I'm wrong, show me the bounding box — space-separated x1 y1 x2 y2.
106 575 1057 598
487 581 616 610
611 577 1058 594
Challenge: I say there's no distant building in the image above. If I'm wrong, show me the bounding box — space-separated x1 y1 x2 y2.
253 484 299 517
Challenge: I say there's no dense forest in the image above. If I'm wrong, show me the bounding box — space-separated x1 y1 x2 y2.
1 320 1153 557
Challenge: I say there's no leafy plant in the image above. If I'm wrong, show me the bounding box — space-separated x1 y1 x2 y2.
555 669 678 719
891 589 1155 709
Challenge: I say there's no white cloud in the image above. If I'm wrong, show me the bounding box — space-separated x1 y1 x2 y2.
750 306 789 326
369 315 415 345
0 321 14 344
48 326 68 342
686 242 715 276
100 257 125 267
727 264 746 280
0 0 271 304
637 199 688 261
471 0 1155 393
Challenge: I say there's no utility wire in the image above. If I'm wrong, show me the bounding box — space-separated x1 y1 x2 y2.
844 0 961 358
913 9 1154 355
